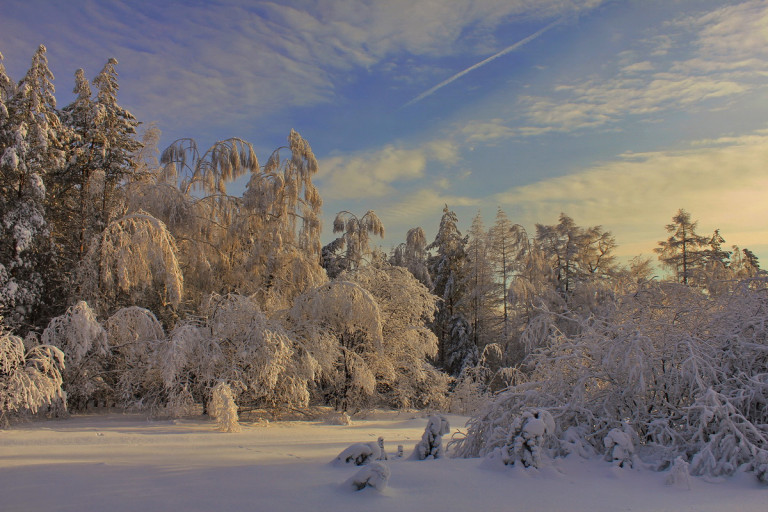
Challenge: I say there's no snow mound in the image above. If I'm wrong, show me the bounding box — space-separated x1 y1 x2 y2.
344 461 390 492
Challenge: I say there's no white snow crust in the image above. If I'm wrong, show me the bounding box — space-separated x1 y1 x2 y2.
1 411 765 512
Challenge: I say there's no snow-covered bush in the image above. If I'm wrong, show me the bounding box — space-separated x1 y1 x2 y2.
105 306 164 408
665 456 691 489
333 437 386 466
341 265 450 410
485 409 555 469
344 461 390 492
0 330 65 426
41 301 108 409
456 278 768 475
412 414 450 460
604 424 638 468
209 381 240 433
453 278 768 482
202 293 315 411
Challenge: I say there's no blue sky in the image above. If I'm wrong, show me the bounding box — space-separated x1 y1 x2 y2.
2 0 768 263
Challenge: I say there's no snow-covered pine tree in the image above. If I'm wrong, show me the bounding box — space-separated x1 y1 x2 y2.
427 206 474 375
463 212 497 352
0 45 67 332
89 58 141 230
655 209 709 285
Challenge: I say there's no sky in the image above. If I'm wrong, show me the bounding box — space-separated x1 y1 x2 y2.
2 0 768 264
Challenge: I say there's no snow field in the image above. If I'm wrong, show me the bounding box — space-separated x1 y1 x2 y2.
1 411 765 512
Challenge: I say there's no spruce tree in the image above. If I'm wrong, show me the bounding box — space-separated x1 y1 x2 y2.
0 45 66 332
427 206 475 375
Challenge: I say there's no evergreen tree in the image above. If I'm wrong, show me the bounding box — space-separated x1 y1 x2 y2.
427 206 474 375
0 45 66 332
90 58 141 230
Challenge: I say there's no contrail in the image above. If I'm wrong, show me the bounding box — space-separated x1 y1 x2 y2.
403 18 564 107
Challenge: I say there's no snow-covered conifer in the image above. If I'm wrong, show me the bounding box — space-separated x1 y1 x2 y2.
604 424 638 468
209 381 241 433
412 414 450 460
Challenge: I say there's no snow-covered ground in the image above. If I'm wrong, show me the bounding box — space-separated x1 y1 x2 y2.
1 411 765 512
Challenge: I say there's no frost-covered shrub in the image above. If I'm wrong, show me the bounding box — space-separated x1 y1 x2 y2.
604 424 637 468
754 451 768 485
333 438 385 466
412 414 450 460
687 388 767 478
0 330 65 426
202 293 314 410
450 366 490 416
41 301 108 409
209 381 240 433
665 456 691 489
344 461 390 492
105 306 164 408
486 409 555 469
452 278 768 483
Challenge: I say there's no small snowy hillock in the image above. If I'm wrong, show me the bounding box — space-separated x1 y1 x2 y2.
1 411 766 512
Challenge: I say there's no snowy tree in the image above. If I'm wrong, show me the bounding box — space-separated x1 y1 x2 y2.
199 293 315 411
452 276 768 482
341 264 449 410
390 226 431 288
104 306 165 408
0 45 66 332
427 206 473 374
483 409 556 469
288 280 383 411
412 414 450 460
488 208 518 341
328 210 385 272
655 209 709 285
463 212 497 351
0 328 65 426
41 301 108 409
240 129 326 310
89 58 141 227
79 211 183 319
209 381 241 432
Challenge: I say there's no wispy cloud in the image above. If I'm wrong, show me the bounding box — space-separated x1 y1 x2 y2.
494 0 768 136
492 130 768 257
